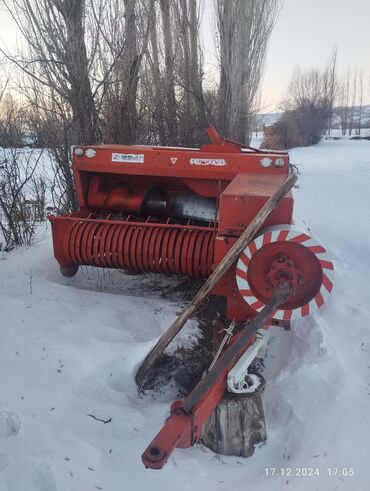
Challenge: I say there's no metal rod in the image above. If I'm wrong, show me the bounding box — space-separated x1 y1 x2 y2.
181 281 292 413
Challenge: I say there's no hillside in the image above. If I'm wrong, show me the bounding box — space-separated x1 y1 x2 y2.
256 105 370 131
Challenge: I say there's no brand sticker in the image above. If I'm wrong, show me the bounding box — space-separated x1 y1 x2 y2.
190 158 226 167
171 157 178 164
112 153 144 163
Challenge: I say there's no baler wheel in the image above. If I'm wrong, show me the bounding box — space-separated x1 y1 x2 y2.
60 265 79 277
236 225 334 320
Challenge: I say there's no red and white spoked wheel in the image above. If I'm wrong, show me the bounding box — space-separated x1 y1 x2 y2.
236 225 334 320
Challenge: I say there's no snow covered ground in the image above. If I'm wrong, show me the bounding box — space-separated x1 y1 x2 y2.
0 137 369 490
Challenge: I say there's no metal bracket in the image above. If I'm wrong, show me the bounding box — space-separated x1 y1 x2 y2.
227 329 269 394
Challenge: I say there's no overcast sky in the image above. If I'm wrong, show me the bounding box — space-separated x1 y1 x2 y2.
1 0 369 113
202 0 370 112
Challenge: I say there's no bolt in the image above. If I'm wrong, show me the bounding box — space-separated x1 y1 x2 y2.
265 280 274 291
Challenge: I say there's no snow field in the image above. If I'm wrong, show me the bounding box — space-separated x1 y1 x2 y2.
0 138 369 490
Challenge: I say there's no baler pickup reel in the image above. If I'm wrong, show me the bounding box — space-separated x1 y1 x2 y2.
48 128 334 470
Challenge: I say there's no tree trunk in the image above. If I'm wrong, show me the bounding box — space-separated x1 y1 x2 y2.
149 2 167 145
117 0 140 144
189 0 209 136
202 375 266 457
63 0 100 144
217 0 279 144
160 0 178 144
218 0 232 138
177 0 192 146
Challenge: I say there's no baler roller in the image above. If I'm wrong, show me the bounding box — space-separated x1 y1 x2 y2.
65 219 216 278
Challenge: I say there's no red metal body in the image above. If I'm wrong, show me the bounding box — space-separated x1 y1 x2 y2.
48 129 334 469
49 128 293 322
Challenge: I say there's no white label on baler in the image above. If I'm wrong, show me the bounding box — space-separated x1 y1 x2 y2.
189 158 226 166
112 153 144 163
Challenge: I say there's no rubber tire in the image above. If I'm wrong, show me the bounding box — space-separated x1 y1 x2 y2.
60 265 79 277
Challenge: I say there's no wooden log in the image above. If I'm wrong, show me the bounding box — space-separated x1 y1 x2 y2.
135 173 298 387
202 375 266 457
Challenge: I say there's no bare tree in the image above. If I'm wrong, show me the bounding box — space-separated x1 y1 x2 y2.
287 49 338 114
177 0 193 144
348 69 357 136
146 0 167 144
0 92 26 147
159 0 178 144
322 47 337 135
263 51 338 150
340 69 351 136
216 0 281 143
23 77 79 211
357 70 364 135
101 0 154 144
0 147 44 250
174 0 210 145
143 0 209 146
0 0 107 211
2 0 102 144
189 0 209 131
